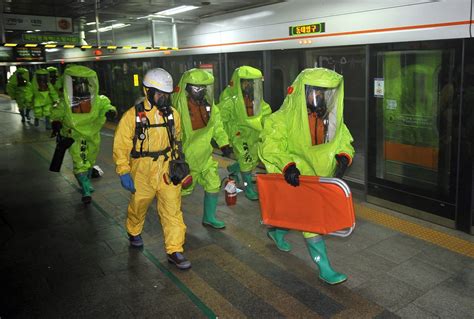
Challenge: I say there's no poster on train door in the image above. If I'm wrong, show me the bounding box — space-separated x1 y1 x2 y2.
374 78 384 97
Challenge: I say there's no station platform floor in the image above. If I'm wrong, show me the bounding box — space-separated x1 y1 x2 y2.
1 95 473 318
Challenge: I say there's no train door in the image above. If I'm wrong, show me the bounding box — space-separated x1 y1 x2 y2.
368 41 462 228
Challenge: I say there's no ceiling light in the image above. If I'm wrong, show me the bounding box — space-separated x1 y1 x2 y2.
89 23 131 33
34 29 41 32
85 22 96 25
155 5 199 16
26 30 34 33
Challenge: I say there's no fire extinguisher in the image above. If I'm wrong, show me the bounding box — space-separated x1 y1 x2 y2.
224 176 237 206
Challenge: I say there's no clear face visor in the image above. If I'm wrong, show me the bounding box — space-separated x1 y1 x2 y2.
37 74 49 91
66 75 94 113
241 78 263 116
16 72 27 86
186 84 214 109
305 85 337 118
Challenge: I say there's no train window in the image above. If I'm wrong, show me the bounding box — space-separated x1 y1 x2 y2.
270 68 284 111
192 54 221 101
227 51 263 76
270 49 301 110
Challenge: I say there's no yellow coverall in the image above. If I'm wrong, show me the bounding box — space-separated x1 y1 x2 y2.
113 103 186 254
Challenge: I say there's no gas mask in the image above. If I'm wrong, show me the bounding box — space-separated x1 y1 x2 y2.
306 86 327 118
186 84 207 104
16 72 27 87
71 76 92 113
146 86 172 116
37 74 49 91
241 79 254 100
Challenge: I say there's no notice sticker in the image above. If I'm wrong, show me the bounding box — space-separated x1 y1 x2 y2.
386 99 397 110
374 78 384 98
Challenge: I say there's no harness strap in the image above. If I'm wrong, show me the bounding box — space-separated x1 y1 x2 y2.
131 102 170 160
130 147 171 161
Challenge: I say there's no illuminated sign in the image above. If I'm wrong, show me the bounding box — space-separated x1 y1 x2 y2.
13 47 45 61
0 47 13 62
22 34 80 44
289 23 325 36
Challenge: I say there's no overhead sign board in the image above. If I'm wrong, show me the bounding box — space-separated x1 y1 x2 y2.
22 34 80 44
4 14 73 33
13 47 45 62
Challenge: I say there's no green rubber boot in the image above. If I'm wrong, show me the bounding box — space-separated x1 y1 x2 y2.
87 169 95 193
306 236 347 285
75 172 92 204
227 162 241 184
241 171 258 201
267 228 291 252
202 192 225 229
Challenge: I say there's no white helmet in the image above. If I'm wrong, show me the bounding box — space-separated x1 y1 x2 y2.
143 68 173 93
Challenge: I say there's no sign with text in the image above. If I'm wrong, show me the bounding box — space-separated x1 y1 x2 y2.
22 34 80 44
374 78 384 98
13 47 45 62
4 14 73 33
0 47 13 62
289 23 325 36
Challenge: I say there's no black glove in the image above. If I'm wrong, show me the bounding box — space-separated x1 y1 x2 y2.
105 110 117 120
51 121 62 137
334 154 350 179
220 145 232 158
284 163 300 187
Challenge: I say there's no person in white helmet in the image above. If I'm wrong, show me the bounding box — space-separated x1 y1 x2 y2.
113 68 192 270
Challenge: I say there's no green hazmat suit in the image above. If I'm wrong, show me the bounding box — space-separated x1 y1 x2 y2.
217 66 272 200
259 68 354 176
51 65 116 201
172 68 230 194
258 68 354 285
6 68 33 110
172 68 230 228
6 68 33 121
32 69 58 119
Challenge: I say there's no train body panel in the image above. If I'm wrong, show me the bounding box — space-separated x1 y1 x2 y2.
177 0 471 54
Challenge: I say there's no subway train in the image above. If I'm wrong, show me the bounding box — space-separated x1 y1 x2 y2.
2 0 474 234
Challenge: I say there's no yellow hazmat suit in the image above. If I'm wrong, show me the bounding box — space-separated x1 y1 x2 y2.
113 100 186 254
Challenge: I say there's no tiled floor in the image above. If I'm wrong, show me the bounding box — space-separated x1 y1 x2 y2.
1 96 473 318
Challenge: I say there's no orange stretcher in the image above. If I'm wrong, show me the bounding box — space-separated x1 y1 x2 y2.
256 173 355 236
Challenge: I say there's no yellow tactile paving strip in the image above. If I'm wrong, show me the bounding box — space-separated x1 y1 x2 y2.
186 244 323 318
222 224 385 318
81 120 474 259
355 204 474 258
